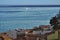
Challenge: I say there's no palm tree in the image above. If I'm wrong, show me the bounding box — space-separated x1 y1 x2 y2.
50 10 60 40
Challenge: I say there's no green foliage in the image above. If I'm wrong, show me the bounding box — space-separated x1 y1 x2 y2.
50 16 58 30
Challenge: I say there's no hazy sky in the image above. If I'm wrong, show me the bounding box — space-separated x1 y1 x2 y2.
0 0 60 5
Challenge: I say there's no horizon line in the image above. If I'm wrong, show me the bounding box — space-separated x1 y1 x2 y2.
0 5 60 7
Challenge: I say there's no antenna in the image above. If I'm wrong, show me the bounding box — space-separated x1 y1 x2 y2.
57 10 60 18
59 10 60 14
56 10 60 18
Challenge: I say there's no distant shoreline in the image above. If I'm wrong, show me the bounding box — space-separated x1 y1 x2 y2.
0 5 60 7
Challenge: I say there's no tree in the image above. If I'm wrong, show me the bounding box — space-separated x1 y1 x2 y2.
50 16 58 30
50 10 60 40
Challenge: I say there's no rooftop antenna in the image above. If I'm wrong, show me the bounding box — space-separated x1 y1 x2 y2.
56 10 60 17
58 10 60 16
59 10 60 13
57 10 60 19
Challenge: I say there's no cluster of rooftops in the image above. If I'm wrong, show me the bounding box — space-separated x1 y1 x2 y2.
0 25 53 39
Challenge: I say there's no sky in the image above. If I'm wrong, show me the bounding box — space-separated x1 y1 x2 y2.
0 0 60 5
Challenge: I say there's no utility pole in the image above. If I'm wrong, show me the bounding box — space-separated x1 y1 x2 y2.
57 10 60 40
58 10 60 40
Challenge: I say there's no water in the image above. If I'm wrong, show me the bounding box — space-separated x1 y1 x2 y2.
0 7 60 32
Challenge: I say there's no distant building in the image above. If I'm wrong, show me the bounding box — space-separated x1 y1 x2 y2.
0 33 11 40
40 25 53 34
7 30 17 39
32 25 53 35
